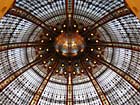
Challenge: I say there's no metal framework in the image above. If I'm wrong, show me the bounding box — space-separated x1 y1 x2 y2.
1 0 140 105
88 41 140 52
8 6 57 35
65 0 74 19
0 42 46 52
29 59 59 105
0 57 42 92
99 58 140 92
66 73 73 105
81 59 110 105
88 55 140 93
65 1 74 104
82 6 131 36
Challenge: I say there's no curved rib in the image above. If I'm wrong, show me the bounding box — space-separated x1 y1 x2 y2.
66 73 73 105
29 59 59 105
8 6 57 35
88 41 140 51
88 55 140 93
0 57 42 92
80 59 110 105
0 42 46 52
83 6 131 35
65 0 74 19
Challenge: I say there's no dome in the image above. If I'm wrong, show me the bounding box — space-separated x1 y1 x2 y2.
0 0 140 105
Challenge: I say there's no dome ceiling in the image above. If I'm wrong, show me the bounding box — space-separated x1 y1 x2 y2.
0 0 140 105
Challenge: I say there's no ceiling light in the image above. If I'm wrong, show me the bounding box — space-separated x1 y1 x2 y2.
91 48 94 51
44 64 48 67
74 24 77 27
86 58 89 61
46 33 49 36
56 70 59 73
46 48 49 52
40 55 43 57
80 49 84 52
41 40 44 43
81 70 84 73
96 40 99 43
93 61 97 64
43 61 46 64
97 55 100 57
83 28 86 31
53 28 56 31
51 58 54 61
49 66 52 69
75 64 78 67
88 66 91 69
61 30 64 33
68 14 71 18
62 64 65 67
98 48 101 50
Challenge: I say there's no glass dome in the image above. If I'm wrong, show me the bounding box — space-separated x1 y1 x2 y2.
0 0 140 105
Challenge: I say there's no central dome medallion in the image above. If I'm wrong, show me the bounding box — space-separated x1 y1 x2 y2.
55 32 85 57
